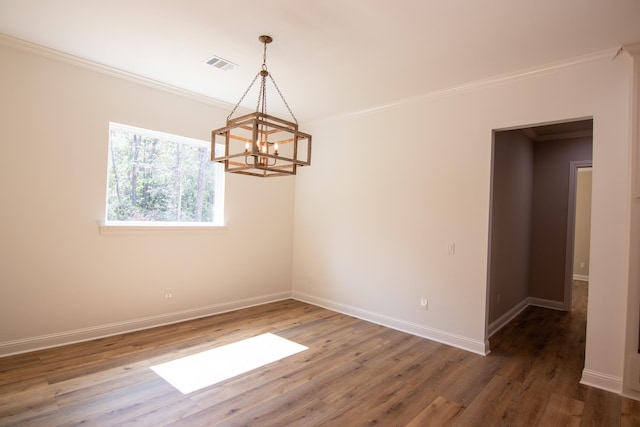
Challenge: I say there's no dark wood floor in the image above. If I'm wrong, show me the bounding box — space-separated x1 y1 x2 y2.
1 281 639 426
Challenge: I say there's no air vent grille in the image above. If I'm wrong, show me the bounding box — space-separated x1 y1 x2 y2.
206 55 237 71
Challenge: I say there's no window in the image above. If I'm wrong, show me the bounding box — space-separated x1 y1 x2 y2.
105 123 224 226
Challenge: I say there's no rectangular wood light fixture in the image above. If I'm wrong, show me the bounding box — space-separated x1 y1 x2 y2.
212 35 312 177
212 112 311 177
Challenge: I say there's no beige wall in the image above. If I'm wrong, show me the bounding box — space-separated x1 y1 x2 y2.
624 44 640 398
292 49 634 393
573 168 592 279
0 40 295 355
488 130 534 324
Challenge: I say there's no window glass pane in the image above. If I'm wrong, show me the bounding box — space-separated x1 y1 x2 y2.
106 123 224 225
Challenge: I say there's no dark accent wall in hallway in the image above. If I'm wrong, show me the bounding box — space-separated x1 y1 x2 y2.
490 127 592 325
529 136 593 301
489 130 534 324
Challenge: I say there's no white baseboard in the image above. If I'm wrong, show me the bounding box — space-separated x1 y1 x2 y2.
573 274 590 281
488 298 628 399
621 389 640 400
488 296 567 337
528 297 566 311
488 298 529 337
0 291 291 357
2 288 626 399
291 291 489 356
581 369 622 394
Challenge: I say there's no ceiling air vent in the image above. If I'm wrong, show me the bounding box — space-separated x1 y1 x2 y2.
206 55 237 71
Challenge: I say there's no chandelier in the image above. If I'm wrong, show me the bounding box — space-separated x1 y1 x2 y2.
211 35 311 177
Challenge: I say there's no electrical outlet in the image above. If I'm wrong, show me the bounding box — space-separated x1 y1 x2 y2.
447 243 455 255
420 298 428 310
164 288 173 299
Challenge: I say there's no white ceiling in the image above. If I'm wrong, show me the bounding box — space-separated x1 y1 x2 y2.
1 0 639 123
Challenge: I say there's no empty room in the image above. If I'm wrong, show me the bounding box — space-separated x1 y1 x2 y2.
2 1 640 425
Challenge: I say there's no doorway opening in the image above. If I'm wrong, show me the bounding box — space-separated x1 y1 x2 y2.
566 163 592 311
486 118 593 339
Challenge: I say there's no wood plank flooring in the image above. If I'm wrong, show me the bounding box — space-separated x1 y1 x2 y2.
1 281 639 426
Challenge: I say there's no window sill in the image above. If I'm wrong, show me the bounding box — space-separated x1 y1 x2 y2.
99 222 227 236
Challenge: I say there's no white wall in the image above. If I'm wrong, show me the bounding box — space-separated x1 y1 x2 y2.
0 39 295 355
623 44 640 400
292 51 634 393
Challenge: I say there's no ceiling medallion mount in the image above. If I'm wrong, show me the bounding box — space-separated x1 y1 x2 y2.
211 35 312 177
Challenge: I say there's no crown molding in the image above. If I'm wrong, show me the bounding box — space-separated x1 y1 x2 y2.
0 32 238 112
1 32 633 127
316 46 622 124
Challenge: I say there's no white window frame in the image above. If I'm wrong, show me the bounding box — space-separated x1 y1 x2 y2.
101 122 225 233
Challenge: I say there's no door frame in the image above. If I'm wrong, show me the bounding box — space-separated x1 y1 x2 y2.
564 160 592 311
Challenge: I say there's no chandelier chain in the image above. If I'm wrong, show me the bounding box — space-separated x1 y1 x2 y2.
262 40 268 69
259 75 268 115
269 74 298 124
256 75 264 113
260 38 268 116
227 71 260 121
226 35 297 124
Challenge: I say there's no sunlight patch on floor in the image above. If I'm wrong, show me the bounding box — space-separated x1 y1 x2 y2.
150 333 308 394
